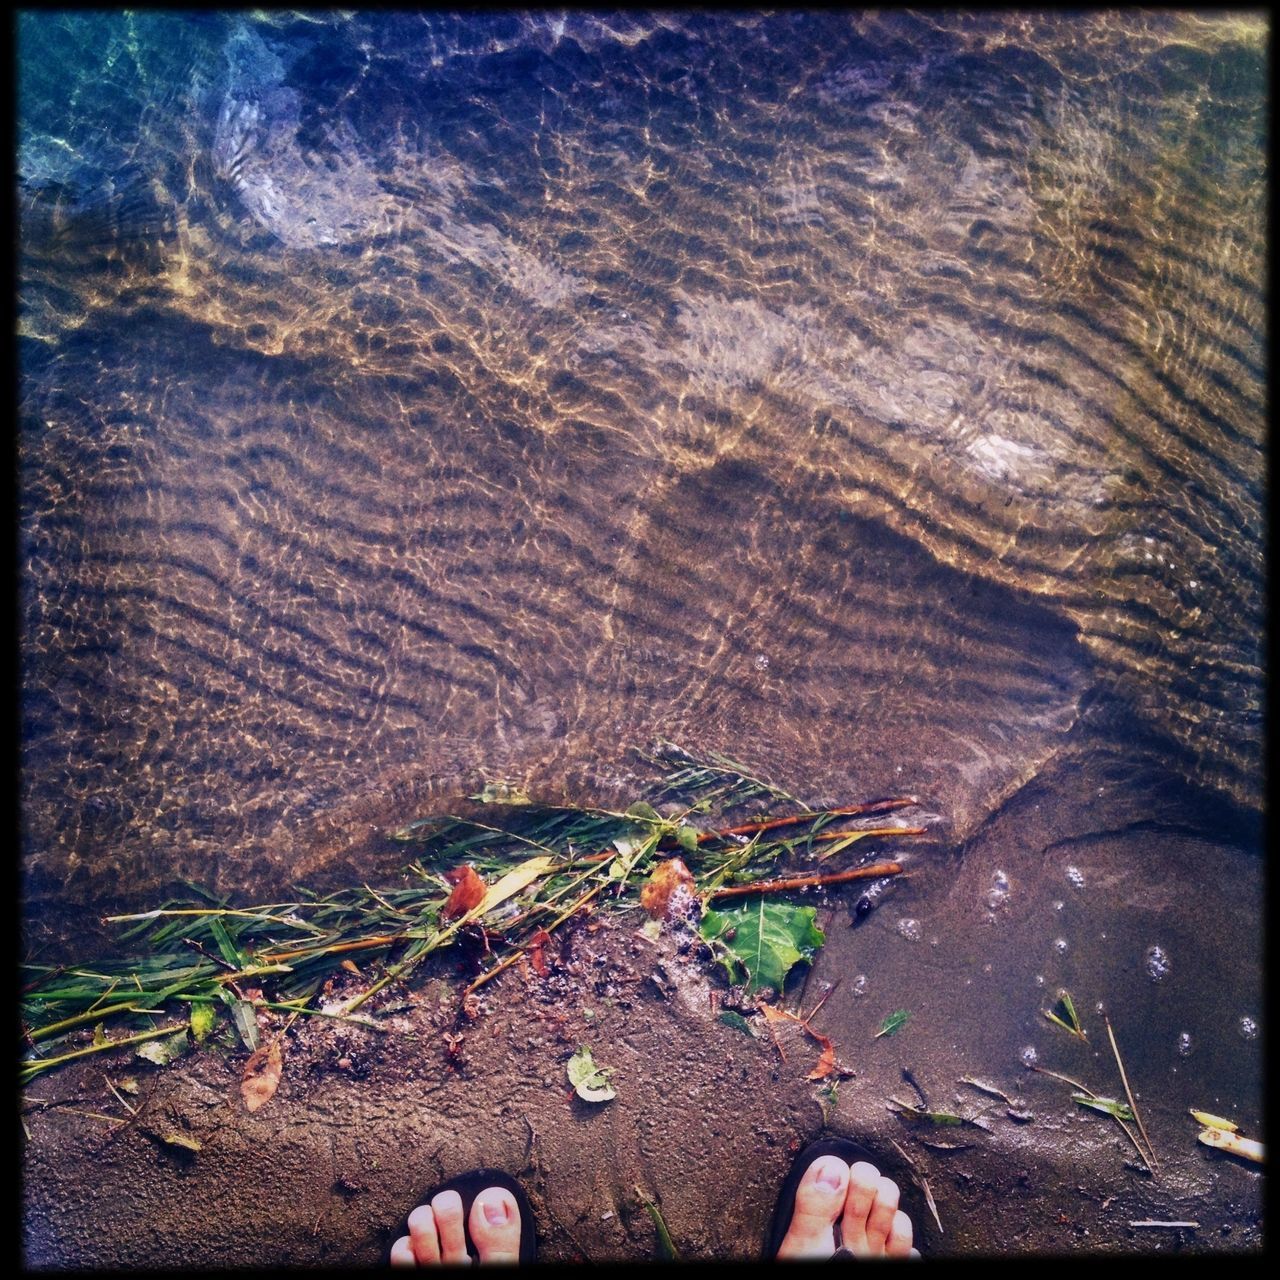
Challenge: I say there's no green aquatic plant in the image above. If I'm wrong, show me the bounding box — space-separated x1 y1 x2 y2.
21 743 925 1084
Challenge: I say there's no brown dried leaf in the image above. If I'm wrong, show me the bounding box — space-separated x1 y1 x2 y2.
762 1003 838 1079
442 865 486 920
340 959 361 975
641 857 695 919
528 928 552 977
241 1039 284 1113
806 1043 837 1081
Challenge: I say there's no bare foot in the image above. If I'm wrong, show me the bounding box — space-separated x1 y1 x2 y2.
776 1154 919 1259
390 1185 523 1266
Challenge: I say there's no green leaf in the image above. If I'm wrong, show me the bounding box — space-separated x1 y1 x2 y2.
1072 1094 1134 1121
698 900 825 994
208 917 245 969
874 1010 910 1039
1043 989 1087 1040
625 801 661 822
889 1097 987 1128
135 1031 189 1066
217 989 260 1051
566 1045 616 1102
718 1010 754 1036
676 824 700 855
189 1002 216 1043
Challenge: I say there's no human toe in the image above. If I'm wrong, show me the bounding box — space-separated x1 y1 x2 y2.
886 1207 915 1258
404 1204 442 1266
469 1186 524 1263
863 1174 901 1254
836 1161 908 1256
429 1189 470 1264
776 1154 850 1259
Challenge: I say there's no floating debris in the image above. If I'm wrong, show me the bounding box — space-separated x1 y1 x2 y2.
1042 989 1087 1041
960 1077 1013 1104
1072 1094 1134 1122
889 1097 988 1129
1192 1109 1263 1164
1105 1014 1159 1176
566 1046 616 1103
699 902 825 994
1196 1127 1263 1164
875 1010 910 1040
21 748 926 1084
1190 1110 1237 1132
889 1139 943 1235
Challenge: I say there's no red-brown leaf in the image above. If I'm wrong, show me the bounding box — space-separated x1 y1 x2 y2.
528 928 552 977
762 1002 838 1080
806 1043 837 1080
442 866 486 920
241 1038 283 1113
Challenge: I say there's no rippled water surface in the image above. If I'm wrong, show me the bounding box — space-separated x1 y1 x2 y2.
19 11 1264 905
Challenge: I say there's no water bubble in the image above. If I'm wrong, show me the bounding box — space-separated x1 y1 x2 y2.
1020 1045 1038 1067
1053 937 1068 955
1065 865 1085 889
896 917 922 942
1176 1032 1193 1057
753 653 769 671
985 870 1010 910
1144 944 1171 982
1034 974 1045 987
851 974 868 998
1239 1016 1258 1040
1053 900 1064 912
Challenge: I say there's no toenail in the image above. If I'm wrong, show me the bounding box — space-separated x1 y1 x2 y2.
482 1197 510 1226
816 1159 845 1190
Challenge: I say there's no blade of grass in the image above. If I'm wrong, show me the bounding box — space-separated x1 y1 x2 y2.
20 1023 188 1085
635 1187 679 1260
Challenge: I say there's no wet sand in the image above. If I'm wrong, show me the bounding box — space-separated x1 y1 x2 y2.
21 734 1262 1263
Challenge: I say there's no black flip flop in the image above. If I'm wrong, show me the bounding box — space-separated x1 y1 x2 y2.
764 1136 918 1260
413 1167 537 1264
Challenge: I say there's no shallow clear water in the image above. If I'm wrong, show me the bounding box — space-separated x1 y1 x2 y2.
19 11 1264 913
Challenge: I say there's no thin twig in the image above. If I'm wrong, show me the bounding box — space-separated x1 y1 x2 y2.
1105 1014 1159 1176
706 860 904 900
102 1073 137 1116
1029 1065 1094 1095
253 1000 387 1031
1031 1065 1150 1170
464 882 604 996
258 932 406 964
700 798 918 842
